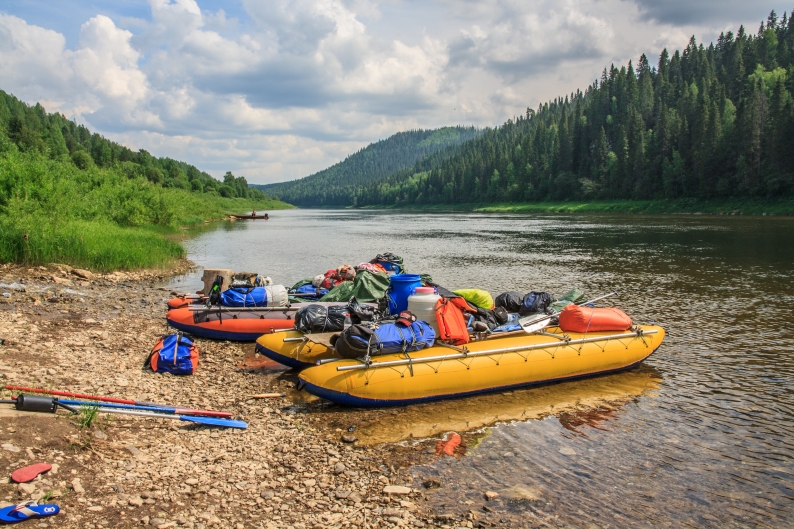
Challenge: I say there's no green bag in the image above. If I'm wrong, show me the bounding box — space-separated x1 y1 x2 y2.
452 289 494 309
320 271 390 302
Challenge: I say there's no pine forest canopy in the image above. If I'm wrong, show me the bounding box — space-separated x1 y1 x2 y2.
252 126 481 206
0 90 269 201
268 9 794 208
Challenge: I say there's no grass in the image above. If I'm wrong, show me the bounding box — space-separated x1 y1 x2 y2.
0 150 293 271
364 197 794 216
75 403 100 429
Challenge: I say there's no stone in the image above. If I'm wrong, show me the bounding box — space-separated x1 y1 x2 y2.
126 445 144 458
341 435 358 443
149 518 166 526
1 443 20 452
94 430 107 440
260 490 275 500
558 446 576 456
72 269 95 280
129 496 144 507
334 490 350 499
18 483 37 495
185 478 199 485
484 491 499 501
303 479 316 488
422 479 441 489
383 485 412 495
333 463 345 475
52 276 72 285
88 506 103 512
72 478 85 494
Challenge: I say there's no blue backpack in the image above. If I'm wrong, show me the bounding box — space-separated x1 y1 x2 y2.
335 321 435 359
146 334 199 375
220 286 268 307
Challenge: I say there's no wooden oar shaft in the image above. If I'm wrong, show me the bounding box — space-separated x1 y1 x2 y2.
336 329 657 372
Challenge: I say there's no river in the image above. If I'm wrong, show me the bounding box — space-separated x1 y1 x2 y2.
169 209 794 528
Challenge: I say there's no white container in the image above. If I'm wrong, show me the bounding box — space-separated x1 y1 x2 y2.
407 287 441 335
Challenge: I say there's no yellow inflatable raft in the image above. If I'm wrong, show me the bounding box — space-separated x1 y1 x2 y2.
295 325 665 406
255 330 338 369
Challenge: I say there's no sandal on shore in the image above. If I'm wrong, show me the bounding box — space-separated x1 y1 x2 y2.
0 502 60 524
10 463 52 484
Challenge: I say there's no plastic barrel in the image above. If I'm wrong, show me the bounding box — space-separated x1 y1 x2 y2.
388 274 422 314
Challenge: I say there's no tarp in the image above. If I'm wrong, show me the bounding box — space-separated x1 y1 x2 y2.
549 288 586 313
319 270 390 302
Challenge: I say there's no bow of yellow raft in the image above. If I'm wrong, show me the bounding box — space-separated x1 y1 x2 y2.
258 325 665 407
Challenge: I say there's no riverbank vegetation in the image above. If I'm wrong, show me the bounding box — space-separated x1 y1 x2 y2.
275 10 794 210
0 91 290 271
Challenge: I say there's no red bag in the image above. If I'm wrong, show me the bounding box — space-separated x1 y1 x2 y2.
558 305 632 333
435 298 470 345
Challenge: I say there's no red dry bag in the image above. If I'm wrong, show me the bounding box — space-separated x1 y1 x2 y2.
435 298 470 345
558 305 632 333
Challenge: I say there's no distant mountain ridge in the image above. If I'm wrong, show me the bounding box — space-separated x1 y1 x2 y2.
251 126 480 206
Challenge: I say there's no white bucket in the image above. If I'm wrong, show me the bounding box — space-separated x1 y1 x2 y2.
407 287 441 335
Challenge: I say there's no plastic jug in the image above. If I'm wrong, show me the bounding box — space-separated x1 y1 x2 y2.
408 286 441 335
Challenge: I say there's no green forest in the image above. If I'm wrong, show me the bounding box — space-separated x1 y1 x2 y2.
0 90 288 271
280 10 794 208
253 127 480 206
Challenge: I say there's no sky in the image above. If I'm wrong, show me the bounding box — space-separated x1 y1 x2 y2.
0 0 783 184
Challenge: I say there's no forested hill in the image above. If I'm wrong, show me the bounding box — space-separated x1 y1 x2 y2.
346 10 794 207
0 90 268 200
252 126 480 206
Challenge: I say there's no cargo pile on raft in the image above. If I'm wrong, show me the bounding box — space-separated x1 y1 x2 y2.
167 253 665 407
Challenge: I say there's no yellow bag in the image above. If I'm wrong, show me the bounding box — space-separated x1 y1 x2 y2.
452 289 494 310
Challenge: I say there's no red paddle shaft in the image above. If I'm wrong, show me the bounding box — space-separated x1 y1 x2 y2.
5 386 232 418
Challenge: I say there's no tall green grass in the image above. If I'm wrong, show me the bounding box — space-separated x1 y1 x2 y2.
0 149 292 271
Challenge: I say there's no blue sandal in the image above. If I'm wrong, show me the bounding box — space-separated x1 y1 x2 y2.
0 502 60 524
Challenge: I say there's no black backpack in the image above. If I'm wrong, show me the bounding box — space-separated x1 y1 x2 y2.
334 324 377 359
495 291 523 313
519 291 553 316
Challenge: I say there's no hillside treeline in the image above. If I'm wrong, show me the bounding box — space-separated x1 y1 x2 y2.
349 10 794 206
255 127 480 206
0 90 267 200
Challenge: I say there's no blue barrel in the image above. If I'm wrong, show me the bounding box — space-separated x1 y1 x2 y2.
388 274 422 314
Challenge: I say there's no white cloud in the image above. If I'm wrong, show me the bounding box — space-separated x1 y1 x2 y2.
0 0 773 183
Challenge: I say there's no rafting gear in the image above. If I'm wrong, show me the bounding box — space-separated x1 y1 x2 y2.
145 334 199 375
452 289 494 310
519 291 553 316
219 285 288 307
387 274 422 314
558 305 632 333
335 322 435 359
295 304 347 333
494 291 523 313
434 297 470 345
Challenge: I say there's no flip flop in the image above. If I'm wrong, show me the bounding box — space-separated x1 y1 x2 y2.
10 463 52 484
0 502 60 524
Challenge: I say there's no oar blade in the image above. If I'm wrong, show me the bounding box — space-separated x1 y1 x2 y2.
178 415 248 429
519 316 551 334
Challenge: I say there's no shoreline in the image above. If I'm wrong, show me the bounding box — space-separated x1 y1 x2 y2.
0 262 445 529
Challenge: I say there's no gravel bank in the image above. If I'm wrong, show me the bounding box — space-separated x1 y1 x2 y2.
0 263 451 529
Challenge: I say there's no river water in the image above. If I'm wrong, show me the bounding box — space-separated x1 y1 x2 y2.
169 210 794 528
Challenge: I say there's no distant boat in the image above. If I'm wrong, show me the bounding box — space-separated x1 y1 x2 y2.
229 213 269 220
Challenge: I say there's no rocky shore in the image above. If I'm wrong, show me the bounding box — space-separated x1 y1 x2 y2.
0 263 455 529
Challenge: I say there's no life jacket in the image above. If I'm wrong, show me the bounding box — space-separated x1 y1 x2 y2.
435 298 470 345
145 334 199 375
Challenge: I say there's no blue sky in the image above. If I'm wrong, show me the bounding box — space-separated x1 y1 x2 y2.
0 0 783 183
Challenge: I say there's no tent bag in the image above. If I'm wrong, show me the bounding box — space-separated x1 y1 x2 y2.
292 283 329 298
452 289 494 310
435 298 470 345
335 322 435 359
147 335 198 375
294 305 347 333
519 291 553 316
558 305 632 333
495 291 523 313
220 285 288 307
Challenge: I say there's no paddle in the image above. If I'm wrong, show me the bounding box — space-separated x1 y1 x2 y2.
88 408 248 429
518 292 618 333
4 386 231 417
48 398 234 418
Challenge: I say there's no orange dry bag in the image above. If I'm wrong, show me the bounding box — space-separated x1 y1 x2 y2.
558 305 632 333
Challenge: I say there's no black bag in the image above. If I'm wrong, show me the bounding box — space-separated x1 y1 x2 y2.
348 296 377 324
493 306 509 325
519 291 553 316
335 324 377 359
207 275 224 306
294 304 347 333
471 308 500 330
495 291 523 313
